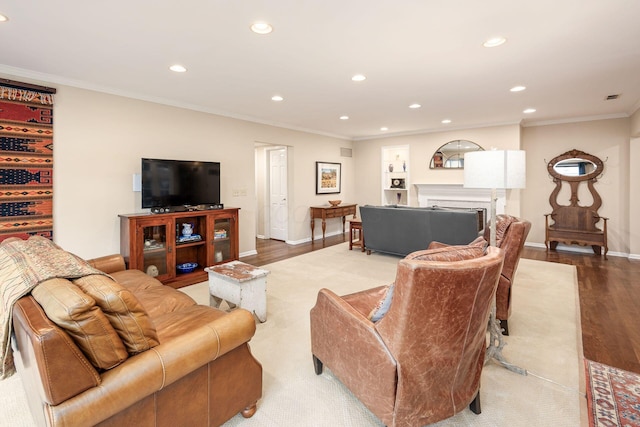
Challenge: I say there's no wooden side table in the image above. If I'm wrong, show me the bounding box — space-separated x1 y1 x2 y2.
349 219 365 252
310 203 357 241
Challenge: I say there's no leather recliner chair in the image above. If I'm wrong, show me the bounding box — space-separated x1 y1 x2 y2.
310 245 504 427
428 214 531 335
481 215 531 335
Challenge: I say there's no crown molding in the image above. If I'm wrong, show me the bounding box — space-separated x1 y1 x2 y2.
522 113 629 128
0 65 351 142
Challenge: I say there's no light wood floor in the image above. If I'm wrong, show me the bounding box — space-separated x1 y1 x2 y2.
241 235 640 375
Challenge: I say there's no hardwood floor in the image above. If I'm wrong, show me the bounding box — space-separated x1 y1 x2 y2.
241 235 640 375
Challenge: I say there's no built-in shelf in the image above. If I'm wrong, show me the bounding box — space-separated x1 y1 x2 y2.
382 145 410 205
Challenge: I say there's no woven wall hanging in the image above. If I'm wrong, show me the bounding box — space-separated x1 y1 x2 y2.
0 80 56 239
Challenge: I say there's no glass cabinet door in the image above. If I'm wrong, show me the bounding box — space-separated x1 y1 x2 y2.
138 221 171 279
212 217 233 264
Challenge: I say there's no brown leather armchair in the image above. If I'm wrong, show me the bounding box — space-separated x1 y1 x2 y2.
428 214 531 335
310 245 504 427
483 215 531 335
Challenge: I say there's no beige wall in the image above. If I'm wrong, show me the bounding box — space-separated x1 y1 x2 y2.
353 124 523 215
630 108 640 255
4 73 636 259
521 118 630 255
2 75 352 259
631 107 640 137
355 119 636 257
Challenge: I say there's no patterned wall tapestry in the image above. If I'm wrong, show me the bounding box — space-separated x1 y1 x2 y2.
0 83 55 239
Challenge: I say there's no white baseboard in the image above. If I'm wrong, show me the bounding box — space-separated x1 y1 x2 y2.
524 242 633 259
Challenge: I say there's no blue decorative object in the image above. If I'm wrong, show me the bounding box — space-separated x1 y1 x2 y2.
177 262 199 274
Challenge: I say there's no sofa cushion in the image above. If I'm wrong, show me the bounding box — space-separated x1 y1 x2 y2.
110 269 164 293
110 269 196 320
73 275 160 354
134 285 197 320
153 304 227 343
32 278 128 370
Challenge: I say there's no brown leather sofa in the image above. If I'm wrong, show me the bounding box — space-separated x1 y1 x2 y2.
310 245 504 427
11 253 262 427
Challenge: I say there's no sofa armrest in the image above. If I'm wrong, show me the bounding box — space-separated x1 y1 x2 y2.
12 296 101 406
86 254 126 274
45 308 257 426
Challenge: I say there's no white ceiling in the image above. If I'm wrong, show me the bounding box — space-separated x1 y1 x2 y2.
1 1 639 140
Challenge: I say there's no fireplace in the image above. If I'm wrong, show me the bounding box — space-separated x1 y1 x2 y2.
413 184 506 220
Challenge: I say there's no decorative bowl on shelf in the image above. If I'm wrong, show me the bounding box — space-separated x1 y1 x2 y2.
328 200 342 207
176 262 199 274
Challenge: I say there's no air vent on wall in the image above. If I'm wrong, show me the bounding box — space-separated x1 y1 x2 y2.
340 147 352 157
605 94 620 100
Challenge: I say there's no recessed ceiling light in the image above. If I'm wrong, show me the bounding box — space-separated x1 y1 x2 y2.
441 119 452 124
409 103 421 109
340 116 349 120
0 14 8 22
271 95 284 102
352 74 366 82
510 85 526 92
380 127 389 131
251 22 273 34
523 108 536 114
483 36 507 48
169 64 187 73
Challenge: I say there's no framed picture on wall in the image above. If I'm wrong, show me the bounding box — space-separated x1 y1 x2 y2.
316 161 341 194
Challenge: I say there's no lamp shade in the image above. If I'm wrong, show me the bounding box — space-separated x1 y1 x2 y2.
464 150 526 189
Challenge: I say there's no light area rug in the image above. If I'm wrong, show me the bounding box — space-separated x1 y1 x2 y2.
0 244 584 426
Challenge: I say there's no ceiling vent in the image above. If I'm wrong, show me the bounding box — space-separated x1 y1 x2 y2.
605 94 620 100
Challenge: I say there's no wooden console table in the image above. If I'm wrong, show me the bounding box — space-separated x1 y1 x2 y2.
310 204 357 241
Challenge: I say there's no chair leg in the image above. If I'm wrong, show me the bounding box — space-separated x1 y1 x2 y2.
313 355 323 375
500 319 509 336
469 391 481 415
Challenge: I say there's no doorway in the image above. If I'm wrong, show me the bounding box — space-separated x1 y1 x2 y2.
268 147 288 241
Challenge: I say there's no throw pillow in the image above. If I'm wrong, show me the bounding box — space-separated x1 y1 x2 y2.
368 284 395 322
32 278 128 370
73 275 160 354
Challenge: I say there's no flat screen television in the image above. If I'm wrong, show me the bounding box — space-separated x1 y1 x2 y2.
141 158 221 210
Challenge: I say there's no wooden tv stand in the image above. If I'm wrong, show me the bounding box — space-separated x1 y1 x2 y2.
119 208 239 288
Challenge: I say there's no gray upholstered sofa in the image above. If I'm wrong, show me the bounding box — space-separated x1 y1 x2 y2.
359 205 483 256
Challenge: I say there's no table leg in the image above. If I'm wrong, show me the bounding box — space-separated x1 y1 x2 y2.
310 218 315 240
321 219 326 240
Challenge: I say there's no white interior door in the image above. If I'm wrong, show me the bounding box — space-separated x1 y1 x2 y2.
269 148 288 241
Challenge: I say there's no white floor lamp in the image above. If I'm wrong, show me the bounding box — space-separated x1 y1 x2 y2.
464 149 527 376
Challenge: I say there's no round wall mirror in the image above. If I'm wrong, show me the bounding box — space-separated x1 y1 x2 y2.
547 149 603 182
430 140 483 169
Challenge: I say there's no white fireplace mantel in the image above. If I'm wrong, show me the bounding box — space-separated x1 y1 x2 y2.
413 184 506 219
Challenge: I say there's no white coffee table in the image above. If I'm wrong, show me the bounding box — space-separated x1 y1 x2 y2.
205 261 269 322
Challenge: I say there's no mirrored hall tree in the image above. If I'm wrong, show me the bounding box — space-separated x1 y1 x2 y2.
382 145 410 206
